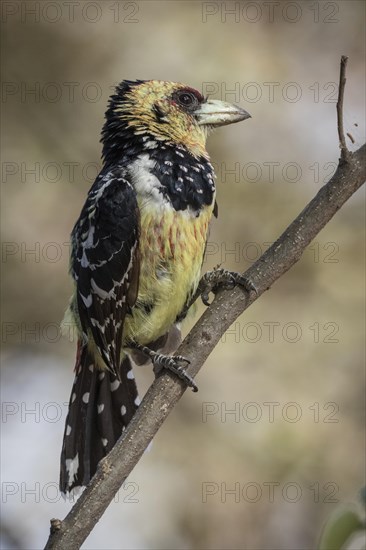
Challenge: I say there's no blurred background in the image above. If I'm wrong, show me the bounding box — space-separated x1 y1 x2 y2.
1 1 365 549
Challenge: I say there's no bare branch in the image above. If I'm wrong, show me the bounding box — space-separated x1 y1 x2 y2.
44 60 366 550
337 55 350 160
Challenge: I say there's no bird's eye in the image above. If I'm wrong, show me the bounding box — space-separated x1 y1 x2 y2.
177 92 197 106
172 89 202 111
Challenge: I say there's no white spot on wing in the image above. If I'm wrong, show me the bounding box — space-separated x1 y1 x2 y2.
82 392 89 403
110 379 121 391
65 453 79 487
66 485 84 500
80 293 93 308
91 317 106 333
81 250 89 268
84 224 95 249
91 279 116 300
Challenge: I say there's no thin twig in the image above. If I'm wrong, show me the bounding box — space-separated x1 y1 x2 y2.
337 55 350 160
44 59 366 550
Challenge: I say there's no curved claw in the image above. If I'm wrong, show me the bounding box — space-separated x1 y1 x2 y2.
174 355 191 365
152 354 197 392
236 275 258 295
132 344 198 392
170 356 197 392
171 362 198 392
201 290 212 306
188 379 198 393
199 268 257 308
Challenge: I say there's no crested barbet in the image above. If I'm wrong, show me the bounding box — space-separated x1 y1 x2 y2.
60 80 252 495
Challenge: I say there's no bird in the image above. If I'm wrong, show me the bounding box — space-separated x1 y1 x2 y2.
60 79 251 495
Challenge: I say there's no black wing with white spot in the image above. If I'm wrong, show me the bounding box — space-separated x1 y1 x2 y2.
71 168 140 373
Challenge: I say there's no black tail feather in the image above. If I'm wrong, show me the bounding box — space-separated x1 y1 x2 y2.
60 342 139 495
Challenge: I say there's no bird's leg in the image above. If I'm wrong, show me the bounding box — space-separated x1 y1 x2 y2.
132 344 198 392
198 266 257 306
178 265 257 320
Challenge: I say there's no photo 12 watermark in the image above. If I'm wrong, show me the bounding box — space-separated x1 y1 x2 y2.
201 401 340 424
1 480 139 503
201 81 339 104
1 321 79 344
201 480 340 504
2 161 101 184
2 400 69 424
220 320 340 344
203 240 340 265
201 2 340 24
211 160 338 185
1 1 140 24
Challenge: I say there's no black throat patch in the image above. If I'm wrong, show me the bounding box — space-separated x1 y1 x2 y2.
147 140 216 213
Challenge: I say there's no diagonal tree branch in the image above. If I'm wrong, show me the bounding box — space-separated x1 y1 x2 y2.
45 58 366 550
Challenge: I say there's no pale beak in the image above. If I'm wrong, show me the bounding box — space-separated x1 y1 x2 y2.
194 99 251 127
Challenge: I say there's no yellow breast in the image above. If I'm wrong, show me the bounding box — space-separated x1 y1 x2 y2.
124 201 214 345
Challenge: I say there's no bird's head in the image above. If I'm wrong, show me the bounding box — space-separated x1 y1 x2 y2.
101 80 250 163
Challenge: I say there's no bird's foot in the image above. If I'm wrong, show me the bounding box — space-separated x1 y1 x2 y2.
132 344 198 392
199 266 257 306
